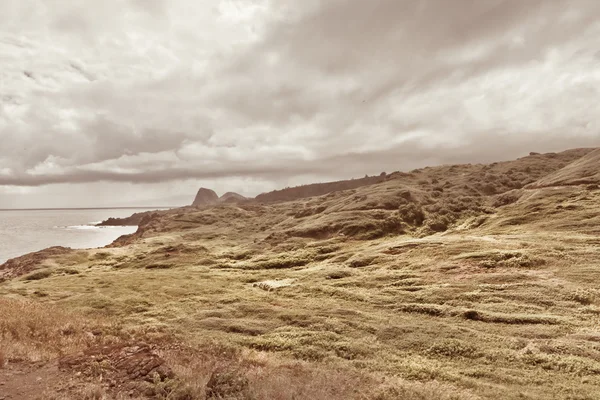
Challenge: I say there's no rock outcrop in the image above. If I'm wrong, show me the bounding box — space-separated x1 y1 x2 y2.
192 188 219 207
0 246 72 280
59 342 173 386
97 211 154 226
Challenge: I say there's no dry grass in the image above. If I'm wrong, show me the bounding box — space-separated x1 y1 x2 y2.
0 297 101 362
159 344 378 400
531 148 600 187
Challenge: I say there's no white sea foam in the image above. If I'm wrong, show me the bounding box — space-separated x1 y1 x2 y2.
64 225 100 230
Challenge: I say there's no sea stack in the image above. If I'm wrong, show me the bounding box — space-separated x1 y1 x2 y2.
192 188 219 207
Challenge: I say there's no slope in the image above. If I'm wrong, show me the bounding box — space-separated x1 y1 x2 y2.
530 147 600 188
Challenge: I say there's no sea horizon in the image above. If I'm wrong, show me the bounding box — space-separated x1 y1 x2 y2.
0 206 175 211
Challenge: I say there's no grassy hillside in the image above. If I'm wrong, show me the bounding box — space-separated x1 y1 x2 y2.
255 174 389 203
530 148 600 188
1 148 600 400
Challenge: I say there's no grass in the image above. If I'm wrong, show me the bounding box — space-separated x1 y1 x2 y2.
4 226 599 399
0 297 99 362
2 148 600 399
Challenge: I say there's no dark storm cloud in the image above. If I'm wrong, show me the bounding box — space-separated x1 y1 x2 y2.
0 0 599 195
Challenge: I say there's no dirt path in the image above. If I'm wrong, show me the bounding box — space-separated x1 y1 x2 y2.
0 362 63 400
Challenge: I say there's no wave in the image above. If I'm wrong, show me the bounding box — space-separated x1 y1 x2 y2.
65 225 101 230
57 225 134 230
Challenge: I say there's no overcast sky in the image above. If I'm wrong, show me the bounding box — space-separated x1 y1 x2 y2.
1 0 600 208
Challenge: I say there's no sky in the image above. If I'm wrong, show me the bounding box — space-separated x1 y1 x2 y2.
1 0 600 208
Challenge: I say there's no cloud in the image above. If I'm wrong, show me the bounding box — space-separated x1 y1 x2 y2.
0 0 599 202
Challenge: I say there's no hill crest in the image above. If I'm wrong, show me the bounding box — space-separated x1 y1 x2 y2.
529 148 600 188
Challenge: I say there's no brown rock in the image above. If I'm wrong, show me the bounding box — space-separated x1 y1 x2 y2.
59 343 173 384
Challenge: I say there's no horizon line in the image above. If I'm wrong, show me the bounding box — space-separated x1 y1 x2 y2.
0 206 179 211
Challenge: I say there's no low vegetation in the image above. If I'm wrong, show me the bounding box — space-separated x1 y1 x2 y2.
2 148 600 399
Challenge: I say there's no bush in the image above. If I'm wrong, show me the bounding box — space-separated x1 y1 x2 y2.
462 310 560 325
426 216 450 232
253 254 312 269
58 268 80 275
566 289 595 305
326 269 353 280
479 183 497 195
372 381 479 400
427 339 480 358
347 256 378 268
398 204 425 226
145 263 174 270
206 367 251 399
455 251 545 269
397 303 445 316
23 269 52 281
493 191 522 207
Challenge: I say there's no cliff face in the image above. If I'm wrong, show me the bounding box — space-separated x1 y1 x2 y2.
192 188 219 207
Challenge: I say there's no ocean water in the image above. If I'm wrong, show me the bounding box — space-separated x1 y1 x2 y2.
0 208 161 264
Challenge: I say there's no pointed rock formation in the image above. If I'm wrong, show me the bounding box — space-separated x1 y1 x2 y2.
192 188 219 207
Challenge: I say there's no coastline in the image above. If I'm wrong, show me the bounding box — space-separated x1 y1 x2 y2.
0 208 158 265
0 225 138 266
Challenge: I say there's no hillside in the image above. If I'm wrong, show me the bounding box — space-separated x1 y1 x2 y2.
255 148 593 204
255 174 389 203
219 192 247 203
1 147 600 400
530 148 600 188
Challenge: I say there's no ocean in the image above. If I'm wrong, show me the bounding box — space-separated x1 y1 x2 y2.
0 208 162 264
